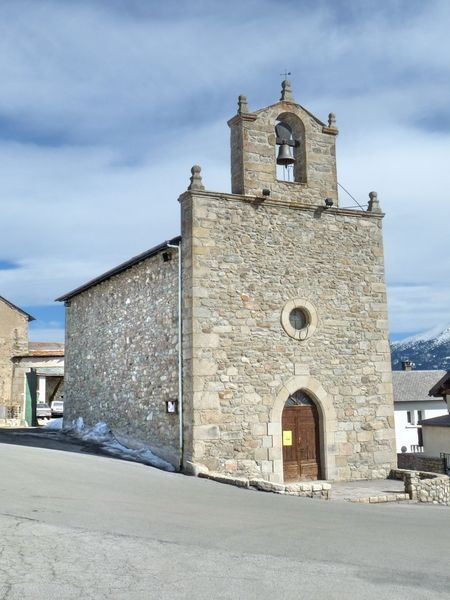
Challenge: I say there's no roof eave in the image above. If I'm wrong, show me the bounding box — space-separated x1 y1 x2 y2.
428 371 450 397
0 296 35 321
55 235 181 302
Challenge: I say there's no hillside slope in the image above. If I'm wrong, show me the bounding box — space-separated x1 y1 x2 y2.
391 325 450 371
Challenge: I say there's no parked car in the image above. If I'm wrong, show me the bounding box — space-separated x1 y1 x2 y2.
50 400 64 417
36 402 51 419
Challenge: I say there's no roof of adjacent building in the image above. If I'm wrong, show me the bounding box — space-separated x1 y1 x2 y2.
392 370 447 403
419 414 450 428
0 295 35 321
56 236 181 302
428 371 450 398
13 342 65 358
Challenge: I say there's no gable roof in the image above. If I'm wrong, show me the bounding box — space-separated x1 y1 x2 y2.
419 414 450 428
0 295 35 321
428 371 450 397
56 236 181 302
392 370 447 403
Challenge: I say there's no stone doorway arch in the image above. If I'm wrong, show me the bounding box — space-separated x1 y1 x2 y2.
282 390 321 481
269 376 337 482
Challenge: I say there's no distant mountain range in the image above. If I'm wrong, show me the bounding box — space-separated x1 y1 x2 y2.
391 325 450 371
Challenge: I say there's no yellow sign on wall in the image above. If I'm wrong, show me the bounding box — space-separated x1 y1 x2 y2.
283 430 292 446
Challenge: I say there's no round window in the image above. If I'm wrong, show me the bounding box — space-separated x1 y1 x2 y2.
289 307 308 331
281 299 318 341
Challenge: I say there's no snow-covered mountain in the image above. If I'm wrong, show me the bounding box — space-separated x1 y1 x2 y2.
391 324 450 371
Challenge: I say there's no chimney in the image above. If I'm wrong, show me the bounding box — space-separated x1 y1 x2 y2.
401 360 413 371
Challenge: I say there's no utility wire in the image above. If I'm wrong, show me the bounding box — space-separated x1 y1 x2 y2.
338 182 366 210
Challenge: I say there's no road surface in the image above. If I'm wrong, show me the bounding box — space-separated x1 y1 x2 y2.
0 429 449 599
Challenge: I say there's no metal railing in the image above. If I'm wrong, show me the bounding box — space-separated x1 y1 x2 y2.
440 453 450 474
410 445 424 453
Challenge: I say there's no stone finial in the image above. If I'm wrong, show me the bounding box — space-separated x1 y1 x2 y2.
367 191 381 213
328 113 336 128
188 165 205 191
238 95 249 114
280 80 294 102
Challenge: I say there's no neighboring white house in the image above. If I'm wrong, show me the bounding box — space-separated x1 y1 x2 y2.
420 415 450 457
420 371 450 459
392 362 448 453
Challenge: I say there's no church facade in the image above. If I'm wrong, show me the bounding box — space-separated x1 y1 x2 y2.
59 81 396 482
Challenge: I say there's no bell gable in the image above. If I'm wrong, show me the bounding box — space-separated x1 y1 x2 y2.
228 80 339 206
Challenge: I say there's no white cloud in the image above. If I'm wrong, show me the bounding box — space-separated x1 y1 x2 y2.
28 326 65 343
0 0 449 337
387 284 450 335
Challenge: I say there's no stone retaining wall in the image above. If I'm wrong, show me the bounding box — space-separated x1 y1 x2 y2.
390 468 450 506
397 453 447 474
199 472 331 499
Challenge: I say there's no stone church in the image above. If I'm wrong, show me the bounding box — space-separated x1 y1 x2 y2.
58 80 396 483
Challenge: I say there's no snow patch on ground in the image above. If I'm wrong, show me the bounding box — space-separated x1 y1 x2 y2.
66 417 175 472
43 418 64 430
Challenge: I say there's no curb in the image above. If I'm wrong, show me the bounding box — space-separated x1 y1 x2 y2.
349 493 410 503
199 472 332 499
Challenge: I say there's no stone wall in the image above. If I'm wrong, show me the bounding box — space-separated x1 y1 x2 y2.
181 189 396 483
0 300 28 413
199 472 331 499
397 452 447 474
65 252 180 465
228 99 338 205
391 468 450 506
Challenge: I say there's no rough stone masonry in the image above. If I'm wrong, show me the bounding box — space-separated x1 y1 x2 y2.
0 297 29 419
60 81 396 483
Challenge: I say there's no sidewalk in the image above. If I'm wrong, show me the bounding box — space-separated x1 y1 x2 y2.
331 478 409 503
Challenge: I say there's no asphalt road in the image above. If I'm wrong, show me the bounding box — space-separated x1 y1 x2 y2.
0 429 449 600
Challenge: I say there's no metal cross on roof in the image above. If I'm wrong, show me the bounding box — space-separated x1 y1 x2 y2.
280 70 291 80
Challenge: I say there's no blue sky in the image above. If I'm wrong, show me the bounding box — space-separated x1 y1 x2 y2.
0 0 449 342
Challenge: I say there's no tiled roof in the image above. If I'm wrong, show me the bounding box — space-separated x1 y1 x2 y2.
14 342 65 358
392 370 447 403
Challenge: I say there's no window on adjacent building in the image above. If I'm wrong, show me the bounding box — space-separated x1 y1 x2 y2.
407 411 417 425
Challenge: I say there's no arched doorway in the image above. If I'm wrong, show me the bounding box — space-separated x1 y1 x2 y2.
282 389 322 482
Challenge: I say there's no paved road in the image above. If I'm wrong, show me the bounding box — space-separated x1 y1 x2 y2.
0 429 449 599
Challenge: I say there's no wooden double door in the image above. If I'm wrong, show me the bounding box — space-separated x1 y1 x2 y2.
282 403 321 482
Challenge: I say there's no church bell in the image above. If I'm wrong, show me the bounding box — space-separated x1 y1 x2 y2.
276 141 295 166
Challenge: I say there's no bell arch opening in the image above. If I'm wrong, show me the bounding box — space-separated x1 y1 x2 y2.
282 389 323 482
275 112 306 184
